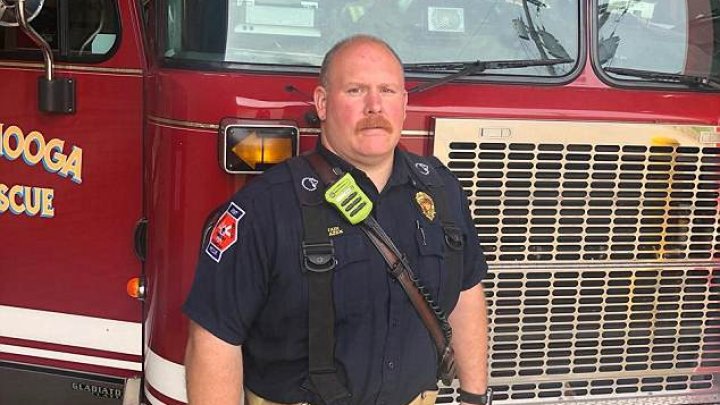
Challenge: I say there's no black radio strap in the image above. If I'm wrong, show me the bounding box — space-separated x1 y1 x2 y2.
361 215 457 384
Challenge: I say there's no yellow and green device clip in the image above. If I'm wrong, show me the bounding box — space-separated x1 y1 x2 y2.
324 173 373 225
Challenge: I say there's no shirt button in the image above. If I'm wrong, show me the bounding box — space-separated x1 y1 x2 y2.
391 318 399 327
387 361 395 369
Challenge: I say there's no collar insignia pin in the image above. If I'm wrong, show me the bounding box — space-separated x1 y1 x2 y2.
302 177 319 192
414 162 430 176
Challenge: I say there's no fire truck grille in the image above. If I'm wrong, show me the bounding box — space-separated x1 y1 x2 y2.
434 265 720 404
484 266 718 403
445 141 720 263
432 119 720 405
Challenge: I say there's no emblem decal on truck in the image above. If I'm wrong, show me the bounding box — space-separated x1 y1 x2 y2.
71 382 123 400
206 202 245 263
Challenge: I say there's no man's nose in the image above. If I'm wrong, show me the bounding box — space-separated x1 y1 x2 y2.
365 89 382 114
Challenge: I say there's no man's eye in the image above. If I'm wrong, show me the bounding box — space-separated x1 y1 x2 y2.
382 88 397 94
347 87 362 95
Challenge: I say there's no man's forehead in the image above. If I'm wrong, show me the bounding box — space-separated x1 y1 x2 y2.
328 42 404 83
339 41 400 65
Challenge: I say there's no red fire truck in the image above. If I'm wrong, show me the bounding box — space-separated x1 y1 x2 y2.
1 0 719 404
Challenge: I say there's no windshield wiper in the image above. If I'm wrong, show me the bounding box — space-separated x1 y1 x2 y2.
605 67 720 90
405 58 573 94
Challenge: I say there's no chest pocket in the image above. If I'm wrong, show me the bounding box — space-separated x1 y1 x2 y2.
413 222 445 300
332 233 374 319
414 220 465 313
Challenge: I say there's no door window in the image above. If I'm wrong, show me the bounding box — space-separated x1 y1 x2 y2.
0 0 120 61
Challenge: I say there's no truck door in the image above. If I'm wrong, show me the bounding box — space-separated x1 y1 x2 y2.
0 0 144 382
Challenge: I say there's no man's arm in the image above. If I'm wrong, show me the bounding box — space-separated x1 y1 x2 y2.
185 320 244 405
448 283 489 397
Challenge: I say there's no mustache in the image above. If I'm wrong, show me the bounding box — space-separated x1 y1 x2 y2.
356 116 393 132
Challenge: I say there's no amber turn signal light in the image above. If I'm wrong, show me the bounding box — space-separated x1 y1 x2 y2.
221 119 298 174
126 277 145 300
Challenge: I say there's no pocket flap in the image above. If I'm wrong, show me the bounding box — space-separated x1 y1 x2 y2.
334 233 369 270
416 225 445 258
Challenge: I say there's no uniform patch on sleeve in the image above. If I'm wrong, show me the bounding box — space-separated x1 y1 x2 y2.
206 202 245 263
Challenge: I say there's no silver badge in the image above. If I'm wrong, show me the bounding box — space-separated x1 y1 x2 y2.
302 177 319 192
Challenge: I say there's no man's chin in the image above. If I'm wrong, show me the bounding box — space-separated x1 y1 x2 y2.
357 143 398 161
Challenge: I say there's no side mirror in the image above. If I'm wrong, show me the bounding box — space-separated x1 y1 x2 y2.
0 0 45 27
0 0 75 114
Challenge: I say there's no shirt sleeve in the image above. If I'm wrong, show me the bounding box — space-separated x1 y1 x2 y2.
441 168 489 290
460 189 488 290
183 191 273 345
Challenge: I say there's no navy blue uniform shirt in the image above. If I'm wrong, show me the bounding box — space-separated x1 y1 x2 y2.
184 145 488 405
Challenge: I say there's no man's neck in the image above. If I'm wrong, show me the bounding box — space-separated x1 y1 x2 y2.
361 157 393 192
320 142 394 192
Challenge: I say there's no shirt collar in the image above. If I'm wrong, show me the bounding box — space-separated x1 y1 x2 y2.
314 141 413 190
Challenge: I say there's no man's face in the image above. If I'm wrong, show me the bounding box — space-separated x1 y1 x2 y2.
314 40 408 169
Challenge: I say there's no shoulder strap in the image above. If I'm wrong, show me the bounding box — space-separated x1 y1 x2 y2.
401 152 464 313
287 156 351 404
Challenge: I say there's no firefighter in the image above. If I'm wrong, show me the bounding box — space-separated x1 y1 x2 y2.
183 34 491 405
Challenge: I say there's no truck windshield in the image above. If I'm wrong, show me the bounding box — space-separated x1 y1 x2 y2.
597 0 720 87
164 0 580 78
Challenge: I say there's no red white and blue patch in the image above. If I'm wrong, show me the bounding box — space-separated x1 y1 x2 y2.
206 202 245 263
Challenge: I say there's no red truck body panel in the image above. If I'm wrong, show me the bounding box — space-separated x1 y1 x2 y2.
1 1 719 404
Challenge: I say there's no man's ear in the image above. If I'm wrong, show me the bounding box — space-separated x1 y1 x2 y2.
313 86 328 121
402 90 408 120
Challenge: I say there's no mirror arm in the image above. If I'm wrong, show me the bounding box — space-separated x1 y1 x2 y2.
13 0 74 114
17 0 53 80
